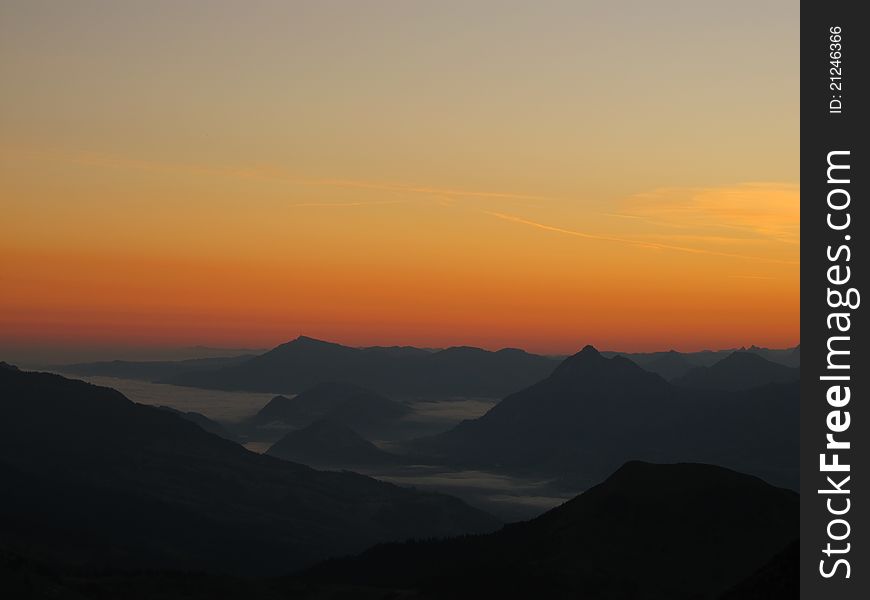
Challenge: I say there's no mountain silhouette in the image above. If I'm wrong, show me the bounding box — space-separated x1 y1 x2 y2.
412 346 798 488
238 381 410 441
304 461 798 599
266 419 401 468
163 336 559 397
0 367 500 576
674 351 799 391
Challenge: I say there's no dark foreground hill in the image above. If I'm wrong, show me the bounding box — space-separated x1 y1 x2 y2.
303 461 798 599
0 462 799 600
164 336 559 397
413 346 798 489
0 367 499 576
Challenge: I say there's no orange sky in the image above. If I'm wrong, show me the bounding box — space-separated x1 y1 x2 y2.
0 1 799 358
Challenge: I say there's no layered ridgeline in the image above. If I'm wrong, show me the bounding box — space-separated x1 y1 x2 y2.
635 350 697 381
160 336 560 397
238 381 410 441
305 462 799 599
0 367 500 576
610 344 800 378
54 337 799 395
55 354 257 381
412 347 798 489
673 351 799 391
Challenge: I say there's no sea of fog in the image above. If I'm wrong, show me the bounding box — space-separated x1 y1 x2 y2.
60 374 277 421
54 373 580 521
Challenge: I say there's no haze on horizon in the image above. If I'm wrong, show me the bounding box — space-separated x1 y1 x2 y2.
1 1 799 357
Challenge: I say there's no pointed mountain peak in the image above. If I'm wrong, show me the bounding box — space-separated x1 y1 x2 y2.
545 344 666 386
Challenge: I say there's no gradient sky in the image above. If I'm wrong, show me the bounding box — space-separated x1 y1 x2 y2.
1 1 799 359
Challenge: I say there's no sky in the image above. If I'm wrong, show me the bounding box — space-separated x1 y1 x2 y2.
1 1 799 360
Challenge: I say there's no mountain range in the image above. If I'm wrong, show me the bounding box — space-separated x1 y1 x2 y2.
54 336 800 396
162 336 561 397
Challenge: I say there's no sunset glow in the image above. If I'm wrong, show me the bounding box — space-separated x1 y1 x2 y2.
0 1 799 356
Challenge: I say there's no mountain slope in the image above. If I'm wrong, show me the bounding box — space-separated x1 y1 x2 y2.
164 336 558 397
0 367 500 576
674 351 799 391
305 461 799 599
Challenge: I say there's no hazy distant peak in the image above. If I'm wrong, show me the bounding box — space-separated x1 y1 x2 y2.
722 350 775 364
291 335 336 346
435 346 490 356
495 347 530 355
0 361 20 371
267 336 350 356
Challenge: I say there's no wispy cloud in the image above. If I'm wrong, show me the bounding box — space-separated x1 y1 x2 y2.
288 200 406 208
618 183 800 245
481 209 798 265
62 150 553 204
